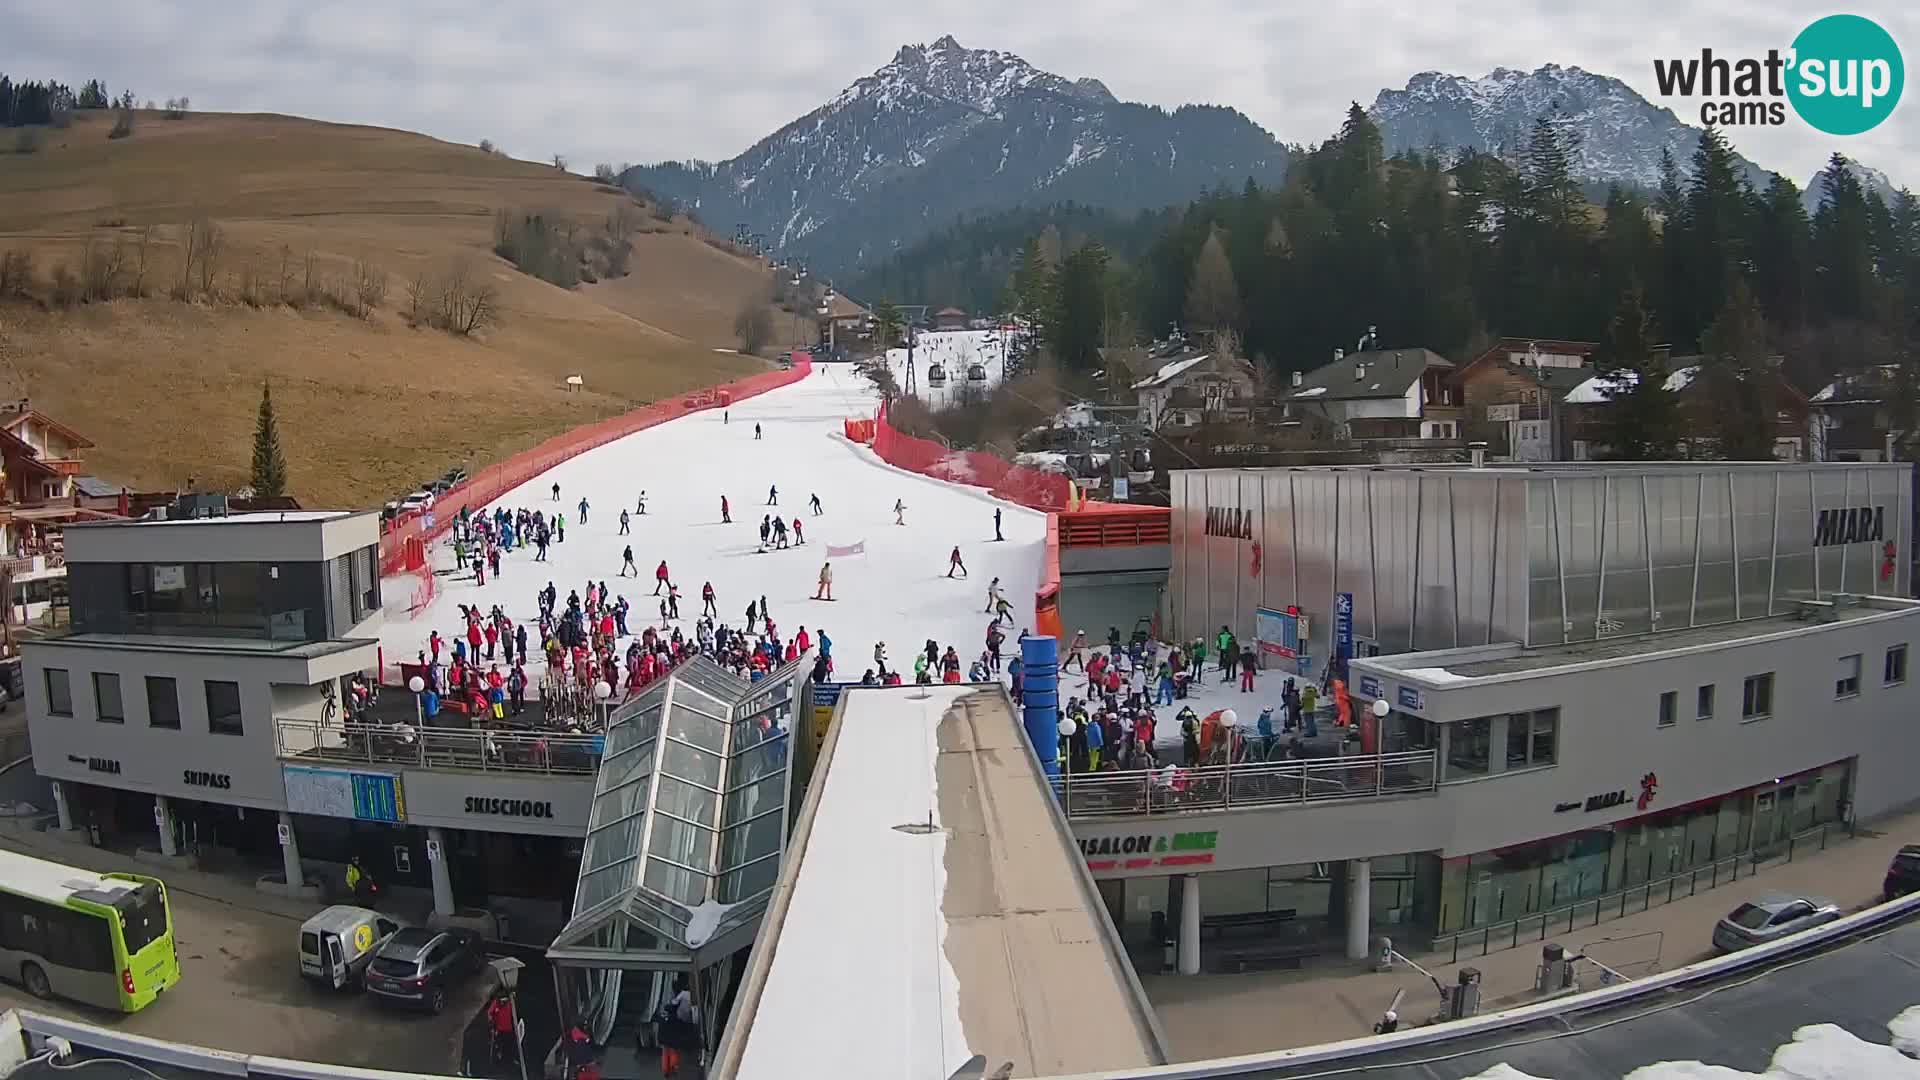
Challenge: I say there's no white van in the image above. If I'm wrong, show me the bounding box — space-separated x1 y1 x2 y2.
299 905 406 990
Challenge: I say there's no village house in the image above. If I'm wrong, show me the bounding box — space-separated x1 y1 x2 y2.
1450 338 1598 461
1132 351 1258 431
1285 346 1461 442
1808 367 1906 462
1562 353 1811 461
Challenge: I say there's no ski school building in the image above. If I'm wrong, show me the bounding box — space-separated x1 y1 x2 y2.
1066 461 1920 965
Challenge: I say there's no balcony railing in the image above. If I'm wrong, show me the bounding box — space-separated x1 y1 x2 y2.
275 718 603 775
1050 748 1437 818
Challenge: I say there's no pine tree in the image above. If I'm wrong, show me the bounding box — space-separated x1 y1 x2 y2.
1812 153 1875 322
1696 279 1777 460
250 381 289 498
1051 241 1111 372
1751 175 1811 330
1183 226 1242 337
872 299 903 350
1678 126 1750 344
1594 287 1682 459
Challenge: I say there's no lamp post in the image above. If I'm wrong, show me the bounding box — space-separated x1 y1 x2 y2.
488 956 530 1080
593 679 612 730
407 675 426 727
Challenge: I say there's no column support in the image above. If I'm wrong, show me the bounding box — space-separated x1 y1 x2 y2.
1178 874 1202 975
1346 858 1373 960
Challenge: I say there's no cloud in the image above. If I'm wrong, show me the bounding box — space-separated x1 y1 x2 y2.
2 0 1914 186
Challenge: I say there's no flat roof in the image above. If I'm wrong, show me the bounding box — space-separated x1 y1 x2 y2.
27 633 376 659
68 509 362 528
0 849 142 906
730 685 1162 1080
1364 600 1920 682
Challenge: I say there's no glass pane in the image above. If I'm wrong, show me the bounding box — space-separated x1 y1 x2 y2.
583 819 644 874
724 774 785 826
644 856 709 907
731 737 789 787
717 857 780 903
719 814 784 871
655 775 719 823
647 816 715 873
662 740 723 789
600 738 655 790
589 775 650 829
666 703 727 752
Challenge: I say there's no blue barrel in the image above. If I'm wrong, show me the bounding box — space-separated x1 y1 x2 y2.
1020 636 1061 777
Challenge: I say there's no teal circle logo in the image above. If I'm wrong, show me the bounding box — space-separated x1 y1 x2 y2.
1787 14 1903 135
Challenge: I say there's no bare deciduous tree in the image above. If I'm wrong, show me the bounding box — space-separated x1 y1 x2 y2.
733 301 773 354
551 154 568 172
196 220 225 299
353 256 387 317
131 225 155 297
301 249 319 307
0 251 35 299
406 272 431 325
174 219 203 299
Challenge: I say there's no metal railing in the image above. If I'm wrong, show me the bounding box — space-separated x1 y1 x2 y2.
274 718 603 775
1431 821 1844 964
1050 748 1437 817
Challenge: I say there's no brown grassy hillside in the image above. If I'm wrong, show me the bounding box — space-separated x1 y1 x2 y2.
0 109 812 507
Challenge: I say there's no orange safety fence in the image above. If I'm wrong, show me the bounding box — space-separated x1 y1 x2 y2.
380 359 813 575
870 401 1073 512
1035 513 1064 641
1057 506 1171 548
843 418 877 444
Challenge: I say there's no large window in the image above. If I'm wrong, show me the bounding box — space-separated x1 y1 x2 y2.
1446 717 1492 778
44 669 72 717
92 673 124 724
1742 673 1774 720
1505 709 1558 769
70 560 328 643
1836 655 1862 699
146 676 180 730
1886 645 1908 686
205 680 243 736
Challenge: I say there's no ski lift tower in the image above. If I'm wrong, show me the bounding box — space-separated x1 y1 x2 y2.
903 323 918 397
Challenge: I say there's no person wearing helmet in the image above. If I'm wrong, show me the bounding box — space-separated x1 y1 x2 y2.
1064 629 1088 673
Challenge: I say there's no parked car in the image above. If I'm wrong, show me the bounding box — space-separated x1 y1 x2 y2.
442 467 469 487
398 491 435 513
361 927 482 1013
1711 892 1841 952
1884 845 1920 901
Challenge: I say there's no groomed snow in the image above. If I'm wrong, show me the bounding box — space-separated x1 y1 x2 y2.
882 329 1011 411
382 366 1045 689
734 686 970 1080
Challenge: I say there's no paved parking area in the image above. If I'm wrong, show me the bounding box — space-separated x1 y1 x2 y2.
0 820 485 1072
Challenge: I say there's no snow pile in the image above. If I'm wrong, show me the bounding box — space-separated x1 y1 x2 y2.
681 898 738 948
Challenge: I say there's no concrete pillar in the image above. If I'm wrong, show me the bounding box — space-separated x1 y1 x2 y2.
1177 874 1202 976
50 781 74 832
278 812 304 890
427 827 456 917
154 796 178 856
1346 858 1372 961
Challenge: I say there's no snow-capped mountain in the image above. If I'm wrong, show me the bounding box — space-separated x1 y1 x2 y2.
1368 64 1771 191
624 35 1287 274
1803 159 1901 213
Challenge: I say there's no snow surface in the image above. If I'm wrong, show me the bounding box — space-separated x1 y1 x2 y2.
734 686 970 1080
1889 1004 1920 1056
1132 354 1209 390
1457 1016 1920 1078
1564 366 1699 404
881 329 1012 411
681 898 736 948
382 366 1045 688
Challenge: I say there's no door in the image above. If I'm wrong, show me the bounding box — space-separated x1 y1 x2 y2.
323 932 346 989
1751 792 1778 854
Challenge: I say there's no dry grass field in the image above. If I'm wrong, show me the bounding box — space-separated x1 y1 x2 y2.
0 109 809 507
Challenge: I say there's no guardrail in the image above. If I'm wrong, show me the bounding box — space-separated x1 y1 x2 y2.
274 718 603 775
1057 509 1172 548
1050 748 1436 817
1431 821 1846 964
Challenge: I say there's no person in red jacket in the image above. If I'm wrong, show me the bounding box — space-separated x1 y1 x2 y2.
720 495 731 524
483 622 498 660
792 517 805 545
485 994 515 1064
655 560 670 595
795 626 811 654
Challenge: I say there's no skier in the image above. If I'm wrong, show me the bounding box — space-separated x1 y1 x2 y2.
721 495 731 524
758 515 771 550
809 493 823 516
556 514 566 543
636 491 647 515
1064 629 1088 673
667 584 682 620
577 496 590 525
754 422 762 440
745 598 759 632
947 546 968 578
893 498 906 526
994 507 1004 542
773 517 789 549
552 482 560 502
792 517 805 545
766 484 778 506
620 545 638 577
619 509 631 536
984 576 1003 613
814 561 833 601
654 560 670 595
702 581 717 617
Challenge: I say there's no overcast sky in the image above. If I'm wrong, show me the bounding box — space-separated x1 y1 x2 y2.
4 0 1915 189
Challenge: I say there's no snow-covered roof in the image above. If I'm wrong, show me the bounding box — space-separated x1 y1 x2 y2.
1564 365 1700 404
1132 353 1210 390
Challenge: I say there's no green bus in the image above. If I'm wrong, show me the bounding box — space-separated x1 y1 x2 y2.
0 849 179 1011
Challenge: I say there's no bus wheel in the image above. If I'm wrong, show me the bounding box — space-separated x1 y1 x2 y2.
21 962 51 999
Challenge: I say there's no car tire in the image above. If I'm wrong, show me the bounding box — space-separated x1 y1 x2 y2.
429 987 447 1015
21 962 51 999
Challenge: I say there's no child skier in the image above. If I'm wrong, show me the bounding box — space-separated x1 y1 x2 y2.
792 517 805 545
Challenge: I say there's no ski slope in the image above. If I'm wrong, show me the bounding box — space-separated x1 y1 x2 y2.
880 328 1010 409
381 365 1046 685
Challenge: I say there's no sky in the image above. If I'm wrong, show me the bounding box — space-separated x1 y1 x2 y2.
3 0 1916 189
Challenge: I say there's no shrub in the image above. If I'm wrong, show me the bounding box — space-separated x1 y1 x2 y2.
13 130 41 155
108 108 135 140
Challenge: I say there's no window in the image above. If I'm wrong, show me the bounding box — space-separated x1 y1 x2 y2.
1658 690 1677 728
1504 709 1558 769
92 673 124 724
146 676 180 730
1742 673 1774 720
44 668 72 717
1696 684 1715 721
205 680 243 735
1836 654 1862 698
1886 645 1908 686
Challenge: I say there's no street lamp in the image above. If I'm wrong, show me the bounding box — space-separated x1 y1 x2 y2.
593 679 612 730
488 956 531 1080
407 675 426 727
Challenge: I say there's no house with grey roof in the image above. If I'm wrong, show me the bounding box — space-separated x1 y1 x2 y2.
1286 347 1462 441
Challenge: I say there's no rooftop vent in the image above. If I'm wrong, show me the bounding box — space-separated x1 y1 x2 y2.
1290 371 1303 388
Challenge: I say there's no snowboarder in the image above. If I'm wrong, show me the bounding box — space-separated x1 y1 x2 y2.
809 493 823 516
578 496 590 524
947 546 968 578
552 482 560 502
619 510 631 536
654 560 671 595
814 561 833 601
620 545 638 577
721 495 731 523
766 484 778 506
994 507 1003 542
702 581 717 617
893 498 906 525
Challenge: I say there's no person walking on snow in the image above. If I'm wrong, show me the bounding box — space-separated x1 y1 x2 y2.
754 422 762 440
947 546 968 578
620 545 638 577
814 561 833 601
551 482 560 502
994 507 1004 542
577 497 590 525
555 514 566 543
618 509 631 536
985 576 1004 612
810 493 822 515
702 581 717 617
636 491 647 515
894 498 906 526
1064 629 1088 673
766 484 778 506
667 584 682 620
721 495 731 524
654 561 670 595
792 517 805 545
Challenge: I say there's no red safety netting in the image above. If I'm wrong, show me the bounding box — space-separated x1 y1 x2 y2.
870 401 1073 512
379 359 813 574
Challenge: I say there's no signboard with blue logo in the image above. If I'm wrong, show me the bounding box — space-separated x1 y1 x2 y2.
1397 685 1426 714
283 765 406 823
1358 674 1382 700
1255 607 1305 660
1335 593 1354 661
812 683 851 755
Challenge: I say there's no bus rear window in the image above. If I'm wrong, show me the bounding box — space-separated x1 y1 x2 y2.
115 885 167 957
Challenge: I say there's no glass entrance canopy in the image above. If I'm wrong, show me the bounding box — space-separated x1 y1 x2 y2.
548 657 805 970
